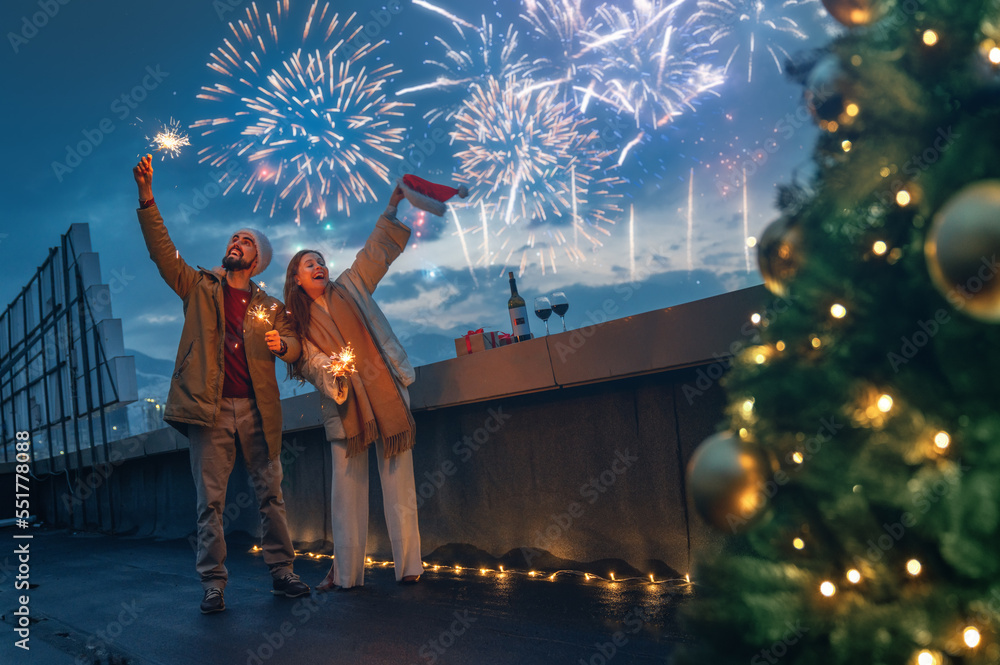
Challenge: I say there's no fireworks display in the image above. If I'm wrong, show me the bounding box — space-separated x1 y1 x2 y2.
324 343 357 377
149 118 191 158
687 0 812 83
192 0 412 223
181 0 829 279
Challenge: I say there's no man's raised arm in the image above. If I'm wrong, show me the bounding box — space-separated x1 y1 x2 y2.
133 154 199 299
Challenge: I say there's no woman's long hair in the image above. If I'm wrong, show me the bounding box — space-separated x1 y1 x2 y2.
283 248 325 381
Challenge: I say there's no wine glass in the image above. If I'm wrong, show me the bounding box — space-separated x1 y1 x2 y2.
534 296 552 335
550 291 569 332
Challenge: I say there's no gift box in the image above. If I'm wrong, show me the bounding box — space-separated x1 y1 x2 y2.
455 329 498 356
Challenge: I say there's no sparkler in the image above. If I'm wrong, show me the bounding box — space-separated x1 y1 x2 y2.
149 118 191 158
193 0 411 223
687 0 812 83
250 303 277 325
323 344 357 377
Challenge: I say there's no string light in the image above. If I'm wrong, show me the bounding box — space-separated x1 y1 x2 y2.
751 312 762 325
846 569 862 584
791 452 804 464
254 550 693 590
964 626 981 648
916 650 941 665
873 241 888 255
880 166 892 178
742 399 755 415
922 30 939 46
820 581 836 597
830 303 847 319
793 538 805 550
906 559 922 576
845 103 860 117
811 336 822 348
934 431 951 450
841 140 852 152
775 341 786 352
991 47 1000 65
896 190 912 206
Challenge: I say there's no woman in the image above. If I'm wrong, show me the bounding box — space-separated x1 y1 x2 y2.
283 187 422 590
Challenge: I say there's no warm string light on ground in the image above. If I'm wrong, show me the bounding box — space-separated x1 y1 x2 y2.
249 547 693 589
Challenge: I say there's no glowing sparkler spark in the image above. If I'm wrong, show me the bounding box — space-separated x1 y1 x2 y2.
323 344 357 377
687 0 812 83
250 304 272 324
193 0 412 223
450 76 624 275
149 118 191 158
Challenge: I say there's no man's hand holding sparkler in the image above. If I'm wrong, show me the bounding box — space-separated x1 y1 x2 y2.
133 154 154 203
264 330 288 357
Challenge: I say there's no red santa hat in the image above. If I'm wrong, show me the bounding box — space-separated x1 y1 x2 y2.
397 174 469 216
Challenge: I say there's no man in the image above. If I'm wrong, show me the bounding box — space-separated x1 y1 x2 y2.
132 154 309 614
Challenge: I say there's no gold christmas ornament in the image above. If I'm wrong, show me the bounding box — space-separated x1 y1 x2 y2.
821 0 885 27
758 215 803 297
687 431 771 533
925 181 1000 322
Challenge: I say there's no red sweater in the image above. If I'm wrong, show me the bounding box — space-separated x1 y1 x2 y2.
222 282 253 398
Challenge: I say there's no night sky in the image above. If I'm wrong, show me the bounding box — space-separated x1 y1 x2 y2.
1 0 839 381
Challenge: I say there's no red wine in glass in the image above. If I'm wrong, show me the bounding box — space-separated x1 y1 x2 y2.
550 292 568 331
534 296 552 335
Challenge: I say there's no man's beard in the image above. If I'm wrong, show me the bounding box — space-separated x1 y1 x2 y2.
222 253 252 272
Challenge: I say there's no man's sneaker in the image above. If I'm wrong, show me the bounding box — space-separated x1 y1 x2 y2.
272 573 310 597
200 587 225 614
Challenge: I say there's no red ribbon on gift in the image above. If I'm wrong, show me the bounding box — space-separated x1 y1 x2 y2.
464 328 484 354
497 332 512 346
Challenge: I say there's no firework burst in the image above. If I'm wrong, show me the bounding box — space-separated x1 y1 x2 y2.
192 0 411 223
397 11 536 124
687 0 812 83
519 0 604 104
587 1 725 129
451 76 624 274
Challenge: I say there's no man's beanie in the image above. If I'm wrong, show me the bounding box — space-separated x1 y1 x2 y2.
236 228 272 276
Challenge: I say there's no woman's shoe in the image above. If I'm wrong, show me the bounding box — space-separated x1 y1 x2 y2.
400 575 420 584
316 572 337 593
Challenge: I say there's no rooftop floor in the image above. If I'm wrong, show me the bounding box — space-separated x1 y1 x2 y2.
1 527 691 665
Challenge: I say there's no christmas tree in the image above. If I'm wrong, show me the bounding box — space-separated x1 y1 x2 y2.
677 1 1000 663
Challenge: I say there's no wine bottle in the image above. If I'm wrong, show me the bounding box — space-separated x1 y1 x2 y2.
507 271 532 342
